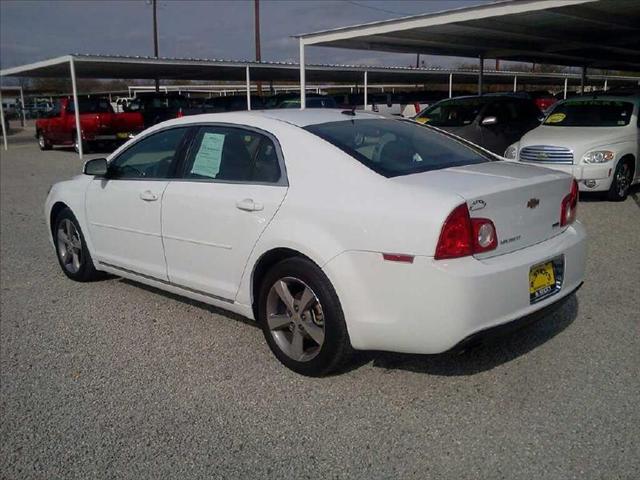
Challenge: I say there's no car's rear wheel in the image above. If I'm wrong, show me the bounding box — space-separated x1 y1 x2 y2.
607 159 633 201
37 131 51 150
258 257 352 376
73 132 89 154
53 208 101 282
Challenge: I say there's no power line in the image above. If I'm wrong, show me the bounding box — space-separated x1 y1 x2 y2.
344 0 413 16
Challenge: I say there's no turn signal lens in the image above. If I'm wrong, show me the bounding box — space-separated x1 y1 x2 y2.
560 179 579 226
435 204 498 260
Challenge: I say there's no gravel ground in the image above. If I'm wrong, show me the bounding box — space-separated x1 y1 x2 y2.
1 125 639 479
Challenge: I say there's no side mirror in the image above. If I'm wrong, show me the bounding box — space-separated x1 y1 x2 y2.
83 158 108 176
481 116 498 126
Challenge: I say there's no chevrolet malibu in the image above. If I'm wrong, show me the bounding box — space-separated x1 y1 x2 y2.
45 110 587 376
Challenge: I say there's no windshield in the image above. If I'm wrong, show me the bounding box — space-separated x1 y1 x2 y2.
544 100 634 127
415 98 487 127
304 119 491 178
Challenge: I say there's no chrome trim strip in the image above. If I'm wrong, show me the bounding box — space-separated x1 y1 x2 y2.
98 261 234 304
162 234 232 250
90 222 161 238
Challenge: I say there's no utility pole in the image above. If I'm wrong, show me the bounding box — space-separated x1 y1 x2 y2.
254 0 262 96
152 0 159 92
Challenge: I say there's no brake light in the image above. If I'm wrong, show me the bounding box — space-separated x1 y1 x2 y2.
560 179 579 226
435 204 498 259
176 108 184 118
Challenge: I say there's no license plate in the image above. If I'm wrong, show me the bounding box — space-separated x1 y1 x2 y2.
116 132 129 139
529 261 556 303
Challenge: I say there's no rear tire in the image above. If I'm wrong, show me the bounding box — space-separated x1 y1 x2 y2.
53 208 102 282
37 131 51 150
73 132 89 154
258 257 353 376
607 159 633 201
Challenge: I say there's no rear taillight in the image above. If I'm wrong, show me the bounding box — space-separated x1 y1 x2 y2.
560 179 579 226
176 108 184 118
435 204 498 260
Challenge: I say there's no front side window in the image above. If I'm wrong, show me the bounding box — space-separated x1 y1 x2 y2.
305 119 491 178
544 100 634 127
181 126 282 183
109 127 187 179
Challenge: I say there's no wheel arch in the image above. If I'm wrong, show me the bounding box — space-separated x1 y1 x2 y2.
249 247 320 320
49 201 70 237
618 153 636 178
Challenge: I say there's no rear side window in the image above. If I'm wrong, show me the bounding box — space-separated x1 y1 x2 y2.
416 99 486 126
305 119 491 178
181 126 282 183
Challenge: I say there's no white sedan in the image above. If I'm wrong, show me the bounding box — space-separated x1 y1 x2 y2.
45 110 587 376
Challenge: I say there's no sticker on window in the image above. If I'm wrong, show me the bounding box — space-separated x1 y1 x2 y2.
191 132 225 178
545 113 566 124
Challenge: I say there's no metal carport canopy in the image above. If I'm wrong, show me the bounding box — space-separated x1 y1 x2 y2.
296 0 640 72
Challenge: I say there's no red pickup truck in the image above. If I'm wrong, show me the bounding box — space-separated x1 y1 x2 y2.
36 97 144 153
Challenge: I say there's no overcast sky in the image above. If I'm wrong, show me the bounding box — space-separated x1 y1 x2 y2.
0 0 492 70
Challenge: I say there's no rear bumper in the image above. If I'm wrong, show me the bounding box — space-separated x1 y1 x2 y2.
520 161 614 191
450 281 582 352
323 222 587 354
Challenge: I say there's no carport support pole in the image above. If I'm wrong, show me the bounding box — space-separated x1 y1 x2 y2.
603 78 608 91
513 75 518 92
299 39 306 110
245 66 251 111
364 71 368 110
478 54 484 96
0 89 7 151
580 66 587 94
20 87 26 127
448 73 453 98
69 57 83 159
563 77 568 99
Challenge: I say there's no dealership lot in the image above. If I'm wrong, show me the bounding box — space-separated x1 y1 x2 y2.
1 127 639 478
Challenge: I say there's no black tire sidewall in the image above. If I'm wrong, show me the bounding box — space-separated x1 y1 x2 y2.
53 208 98 281
608 160 631 201
257 257 352 376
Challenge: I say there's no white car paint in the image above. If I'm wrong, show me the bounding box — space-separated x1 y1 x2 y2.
45 110 587 355
506 96 639 192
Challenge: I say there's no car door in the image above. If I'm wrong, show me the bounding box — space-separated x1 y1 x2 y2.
161 124 288 301
47 101 65 143
85 126 189 280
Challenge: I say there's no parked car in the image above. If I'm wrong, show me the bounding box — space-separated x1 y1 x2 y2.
265 94 336 109
35 97 144 153
505 95 640 201
125 93 201 128
523 90 558 112
45 110 586 376
414 94 542 155
200 95 265 113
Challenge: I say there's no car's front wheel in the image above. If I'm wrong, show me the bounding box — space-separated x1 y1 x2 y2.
607 159 633 201
37 131 51 150
258 257 353 376
53 208 102 282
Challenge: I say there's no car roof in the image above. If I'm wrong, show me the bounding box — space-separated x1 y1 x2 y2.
558 95 640 103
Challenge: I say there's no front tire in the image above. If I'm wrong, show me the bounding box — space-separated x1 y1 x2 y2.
53 208 102 282
607 159 633 201
37 131 51 150
258 257 353 376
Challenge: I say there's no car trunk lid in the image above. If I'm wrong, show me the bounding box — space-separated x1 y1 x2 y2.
393 161 573 258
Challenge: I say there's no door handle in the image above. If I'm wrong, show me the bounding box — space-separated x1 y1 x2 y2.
139 190 158 201
236 198 263 212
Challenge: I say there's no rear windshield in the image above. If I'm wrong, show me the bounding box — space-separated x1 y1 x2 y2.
415 98 488 127
304 119 491 178
544 100 634 127
68 98 113 114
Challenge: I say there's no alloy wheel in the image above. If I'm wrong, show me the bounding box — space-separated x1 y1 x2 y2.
616 163 631 198
265 277 325 362
57 219 82 274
